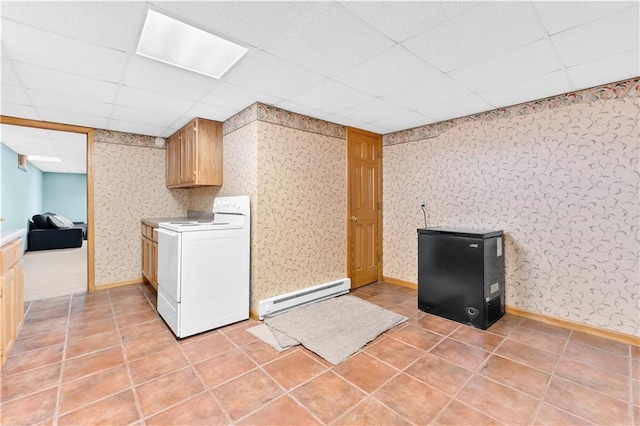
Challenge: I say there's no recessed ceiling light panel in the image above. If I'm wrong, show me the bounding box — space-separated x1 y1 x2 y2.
136 9 248 79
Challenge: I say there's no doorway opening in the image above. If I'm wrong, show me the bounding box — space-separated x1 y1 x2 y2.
0 116 95 297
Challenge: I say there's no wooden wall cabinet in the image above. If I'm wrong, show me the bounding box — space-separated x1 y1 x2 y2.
166 117 223 188
141 223 158 289
1 237 24 367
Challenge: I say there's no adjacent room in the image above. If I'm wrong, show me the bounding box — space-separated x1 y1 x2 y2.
1 126 88 300
0 1 638 425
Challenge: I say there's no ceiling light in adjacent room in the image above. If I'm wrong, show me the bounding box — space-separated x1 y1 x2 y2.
136 9 248 79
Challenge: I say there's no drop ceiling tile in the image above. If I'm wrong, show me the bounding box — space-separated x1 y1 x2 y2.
10 144 58 156
323 114 391 135
29 160 59 173
48 131 86 145
124 56 221 102
148 1 310 49
15 62 118 103
334 46 441 97
0 102 40 121
383 74 472 111
111 105 182 128
567 50 640 89
403 2 547 72
1 59 21 86
200 82 282 111
289 80 375 114
27 90 113 118
107 119 167 137
551 8 639 67
420 94 495 121
1 124 51 141
339 99 410 123
376 111 437 133
182 103 238 122
115 86 194 117
272 100 330 121
533 1 637 35
2 19 127 83
1 1 146 51
1 85 30 105
223 50 326 99
262 2 395 77
161 126 182 138
36 107 109 130
448 39 563 92
479 70 574 108
340 1 478 42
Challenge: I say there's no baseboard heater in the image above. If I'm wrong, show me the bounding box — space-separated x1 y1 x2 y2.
258 278 351 320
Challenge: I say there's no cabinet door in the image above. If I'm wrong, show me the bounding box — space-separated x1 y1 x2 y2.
166 134 181 187
180 120 197 185
151 241 158 289
1 269 15 365
142 237 151 281
14 259 24 330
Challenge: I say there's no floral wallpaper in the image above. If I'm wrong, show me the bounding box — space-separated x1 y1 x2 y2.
222 103 257 136
256 103 346 139
93 141 188 286
191 108 347 313
383 79 639 336
384 78 640 146
94 129 162 148
252 122 346 310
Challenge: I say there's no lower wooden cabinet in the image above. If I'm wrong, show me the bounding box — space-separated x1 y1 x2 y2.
1 237 25 367
141 223 158 289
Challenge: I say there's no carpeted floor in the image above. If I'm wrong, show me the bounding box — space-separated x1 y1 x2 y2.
23 241 87 301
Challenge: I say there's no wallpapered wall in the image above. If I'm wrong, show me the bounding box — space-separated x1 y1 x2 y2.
93 136 188 286
252 121 346 309
382 79 639 336
190 104 347 312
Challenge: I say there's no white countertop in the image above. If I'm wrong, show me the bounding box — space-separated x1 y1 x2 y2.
1 228 27 246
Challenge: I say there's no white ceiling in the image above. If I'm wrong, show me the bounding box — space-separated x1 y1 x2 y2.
0 124 87 173
0 0 638 144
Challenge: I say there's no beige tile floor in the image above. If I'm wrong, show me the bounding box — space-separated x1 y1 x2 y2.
1 282 638 425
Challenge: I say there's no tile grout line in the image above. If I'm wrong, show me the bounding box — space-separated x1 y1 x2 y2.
529 328 594 425
51 294 73 425
172 334 235 425
217 326 325 424
427 318 521 426
109 287 146 425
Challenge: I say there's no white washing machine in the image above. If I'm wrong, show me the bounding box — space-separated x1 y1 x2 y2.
157 196 250 338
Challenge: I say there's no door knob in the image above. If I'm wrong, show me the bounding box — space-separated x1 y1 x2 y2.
350 216 358 222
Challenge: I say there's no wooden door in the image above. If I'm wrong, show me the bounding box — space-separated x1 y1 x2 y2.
181 120 197 185
347 127 382 288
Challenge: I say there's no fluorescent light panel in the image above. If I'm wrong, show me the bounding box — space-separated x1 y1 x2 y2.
29 155 61 162
136 9 248 79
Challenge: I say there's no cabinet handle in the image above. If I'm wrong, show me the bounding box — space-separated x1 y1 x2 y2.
350 216 358 222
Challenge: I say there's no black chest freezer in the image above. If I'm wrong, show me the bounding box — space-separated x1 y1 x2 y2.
417 227 504 330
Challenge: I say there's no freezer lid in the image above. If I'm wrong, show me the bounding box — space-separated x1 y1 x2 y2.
417 227 503 239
